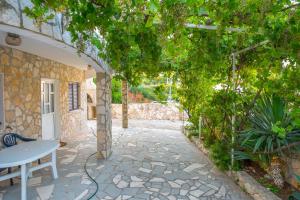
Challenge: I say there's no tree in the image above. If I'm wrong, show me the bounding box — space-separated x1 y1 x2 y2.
25 0 300 171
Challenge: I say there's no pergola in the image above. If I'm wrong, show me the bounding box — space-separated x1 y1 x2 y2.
184 23 270 168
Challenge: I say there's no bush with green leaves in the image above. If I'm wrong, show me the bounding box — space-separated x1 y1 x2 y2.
94 77 122 104
235 95 300 165
26 0 300 173
130 85 157 101
153 85 168 102
202 128 216 148
209 141 231 171
185 123 199 139
111 78 122 104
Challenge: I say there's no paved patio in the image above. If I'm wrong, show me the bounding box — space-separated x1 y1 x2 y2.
0 119 250 200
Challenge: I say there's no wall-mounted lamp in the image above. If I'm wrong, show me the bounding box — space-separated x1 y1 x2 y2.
5 33 22 46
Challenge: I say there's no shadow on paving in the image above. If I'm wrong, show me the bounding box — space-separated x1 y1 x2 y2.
0 119 251 200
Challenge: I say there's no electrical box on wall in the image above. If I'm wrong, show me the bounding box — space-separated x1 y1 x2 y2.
0 74 4 130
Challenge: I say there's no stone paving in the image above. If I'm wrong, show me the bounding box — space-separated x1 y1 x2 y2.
0 120 251 200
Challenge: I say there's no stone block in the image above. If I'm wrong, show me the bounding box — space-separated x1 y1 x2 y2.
231 171 281 200
0 54 10 66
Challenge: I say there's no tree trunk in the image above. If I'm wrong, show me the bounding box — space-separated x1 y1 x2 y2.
122 80 128 128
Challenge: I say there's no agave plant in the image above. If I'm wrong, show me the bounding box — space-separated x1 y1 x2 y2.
236 95 300 188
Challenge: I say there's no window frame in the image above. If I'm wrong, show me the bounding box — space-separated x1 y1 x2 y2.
68 82 80 111
42 82 55 114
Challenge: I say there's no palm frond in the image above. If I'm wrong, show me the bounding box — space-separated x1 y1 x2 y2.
234 151 252 160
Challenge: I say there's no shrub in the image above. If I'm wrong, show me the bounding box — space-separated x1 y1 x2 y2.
111 78 122 104
236 94 300 187
209 141 231 171
130 85 166 102
236 95 300 163
185 124 198 139
202 128 215 148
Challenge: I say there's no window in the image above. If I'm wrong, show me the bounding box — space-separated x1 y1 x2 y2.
42 82 55 114
68 83 80 111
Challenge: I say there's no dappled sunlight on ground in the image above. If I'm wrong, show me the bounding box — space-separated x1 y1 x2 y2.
0 119 250 200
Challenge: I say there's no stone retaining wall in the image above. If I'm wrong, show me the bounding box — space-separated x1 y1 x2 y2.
285 157 300 190
186 133 281 200
112 103 185 120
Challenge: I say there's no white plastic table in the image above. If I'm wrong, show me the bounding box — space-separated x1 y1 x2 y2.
0 140 59 200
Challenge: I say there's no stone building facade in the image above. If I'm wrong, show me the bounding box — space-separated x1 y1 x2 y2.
0 45 87 143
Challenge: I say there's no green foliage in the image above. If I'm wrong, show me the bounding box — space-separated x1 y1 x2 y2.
209 141 231 171
153 85 168 102
291 108 300 128
130 85 157 101
289 192 300 200
111 78 122 104
24 0 300 84
23 0 54 28
24 0 300 172
236 95 300 163
185 124 199 139
295 174 300 183
201 127 216 149
129 74 175 102
93 77 122 104
257 177 280 194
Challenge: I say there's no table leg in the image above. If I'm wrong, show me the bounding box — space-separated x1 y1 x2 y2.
27 163 32 177
51 150 58 179
21 164 27 200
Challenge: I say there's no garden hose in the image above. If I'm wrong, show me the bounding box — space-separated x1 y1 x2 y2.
83 127 99 200
84 125 125 200
84 151 99 200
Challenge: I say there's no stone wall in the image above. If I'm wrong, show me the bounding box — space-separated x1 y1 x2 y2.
86 78 96 105
96 72 112 159
0 45 87 144
112 103 185 120
187 129 300 191
285 157 300 189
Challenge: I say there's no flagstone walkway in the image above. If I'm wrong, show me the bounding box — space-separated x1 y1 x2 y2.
0 120 250 200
